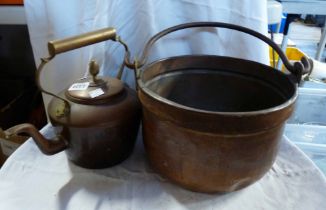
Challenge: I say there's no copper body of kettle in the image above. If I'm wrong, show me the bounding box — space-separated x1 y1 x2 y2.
4 28 141 169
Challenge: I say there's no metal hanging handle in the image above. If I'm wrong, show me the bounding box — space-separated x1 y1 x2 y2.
36 27 122 116
124 22 310 83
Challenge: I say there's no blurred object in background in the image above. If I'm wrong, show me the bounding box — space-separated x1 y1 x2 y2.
0 0 23 5
0 25 47 130
0 23 47 166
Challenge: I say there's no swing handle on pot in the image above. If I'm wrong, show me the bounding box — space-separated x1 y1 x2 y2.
124 22 311 83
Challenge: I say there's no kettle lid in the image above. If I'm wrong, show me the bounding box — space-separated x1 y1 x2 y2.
65 60 124 104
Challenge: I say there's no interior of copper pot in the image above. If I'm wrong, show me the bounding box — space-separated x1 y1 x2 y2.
142 56 297 112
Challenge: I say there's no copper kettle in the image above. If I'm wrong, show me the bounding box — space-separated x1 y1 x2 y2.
4 28 141 169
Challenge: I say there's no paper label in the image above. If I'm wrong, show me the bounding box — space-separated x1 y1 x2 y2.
0 138 20 157
68 82 90 91
89 88 105 98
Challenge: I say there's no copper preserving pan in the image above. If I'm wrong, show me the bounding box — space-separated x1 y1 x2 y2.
123 22 310 193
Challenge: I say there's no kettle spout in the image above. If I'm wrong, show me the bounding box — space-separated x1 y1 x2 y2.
5 123 68 155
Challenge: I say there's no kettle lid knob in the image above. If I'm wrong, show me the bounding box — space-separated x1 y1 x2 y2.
89 60 100 83
65 59 124 104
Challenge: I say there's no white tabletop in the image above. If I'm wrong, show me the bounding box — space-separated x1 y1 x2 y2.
0 124 325 210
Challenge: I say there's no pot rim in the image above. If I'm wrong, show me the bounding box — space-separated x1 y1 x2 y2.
137 55 298 116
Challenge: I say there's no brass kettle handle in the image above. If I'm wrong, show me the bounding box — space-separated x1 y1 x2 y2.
48 27 117 57
36 27 119 116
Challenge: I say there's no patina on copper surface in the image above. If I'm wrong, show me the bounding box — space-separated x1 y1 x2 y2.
138 56 296 192
126 22 310 193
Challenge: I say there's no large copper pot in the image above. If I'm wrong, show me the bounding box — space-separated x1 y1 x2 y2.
123 22 310 193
